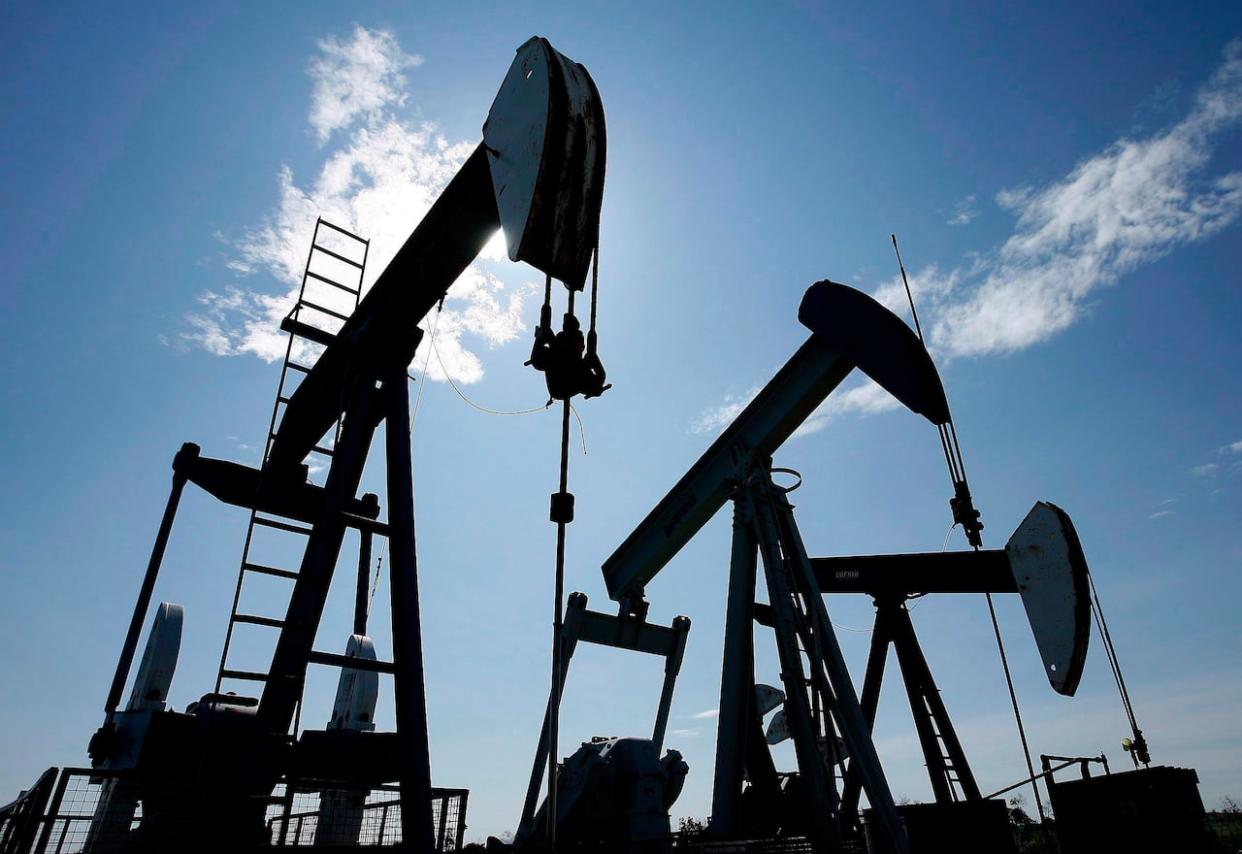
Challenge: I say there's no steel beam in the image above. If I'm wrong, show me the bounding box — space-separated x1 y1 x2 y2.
708 498 760 838
748 484 841 853
602 336 852 608
767 477 910 854
267 147 500 476
384 368 436 854
104 442 196 718
813 550 1015 595
257 377 380 737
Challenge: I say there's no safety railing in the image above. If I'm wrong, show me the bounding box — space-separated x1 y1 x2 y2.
0 769 56 854
265 784 468 851
2 767 467 853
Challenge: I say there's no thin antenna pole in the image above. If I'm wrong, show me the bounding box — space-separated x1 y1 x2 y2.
892 234 925 341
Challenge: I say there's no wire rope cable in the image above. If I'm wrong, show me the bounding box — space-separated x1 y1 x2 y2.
894 232 1047 821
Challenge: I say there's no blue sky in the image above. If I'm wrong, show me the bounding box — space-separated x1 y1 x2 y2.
2 1 1241 840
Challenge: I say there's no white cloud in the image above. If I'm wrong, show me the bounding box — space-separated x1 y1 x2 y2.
693 40 1242 435
1222 439 1242 455
932 40 1242 358
691 708 719 720
1192 463 1220 477
948 194 979 225
690 387 760 435
1149 509 1175 520
793 379 904 438
308 26 422 142
181 26 531 385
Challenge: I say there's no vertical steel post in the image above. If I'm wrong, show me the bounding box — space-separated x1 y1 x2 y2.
104 442 196 718
437 794 449 851
708 498 759 838
517 595 586 841
547 397 574 851
355 528 373 636
749 486 842 854
384 368 436 854
651 616 691 753
840 600 894 823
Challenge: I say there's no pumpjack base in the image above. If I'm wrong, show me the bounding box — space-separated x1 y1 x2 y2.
861 800 1015 854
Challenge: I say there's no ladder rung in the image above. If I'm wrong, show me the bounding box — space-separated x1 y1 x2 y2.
312 244 365 269
220 668 269 682
280 316 336 347
317 219 369 244
242 563 300 583
306 270 360 296
310 445 335 456
277 395 292 405
307 650 396 674
286 361 312 374
251 518 312 536
298 299 351 323
234 613 286 629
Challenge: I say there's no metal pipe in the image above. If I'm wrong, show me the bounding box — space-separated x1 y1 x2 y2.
518 597 584 841
651 615 690 752
547 393 574 852
986 759 1079 800
708 500 759 838
104 442 196 717
384 369 436 853
355 528 373 636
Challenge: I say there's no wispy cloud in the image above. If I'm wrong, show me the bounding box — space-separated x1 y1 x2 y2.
691 708 719 720
181 26 530 384
1149 509 1176 520
1188 440 1242 481
932 40 1242 358
690 388 760 435
948 194 979 226
694 40 1242 436
309 25 423 143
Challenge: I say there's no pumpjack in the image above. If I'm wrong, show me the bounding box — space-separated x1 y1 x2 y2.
0 33 1216 854
80 36 607 852
583 282 1100 854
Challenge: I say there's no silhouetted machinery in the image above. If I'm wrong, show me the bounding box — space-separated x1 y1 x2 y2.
81 36 610 853
578 282 1098 854
1 34 1218 854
